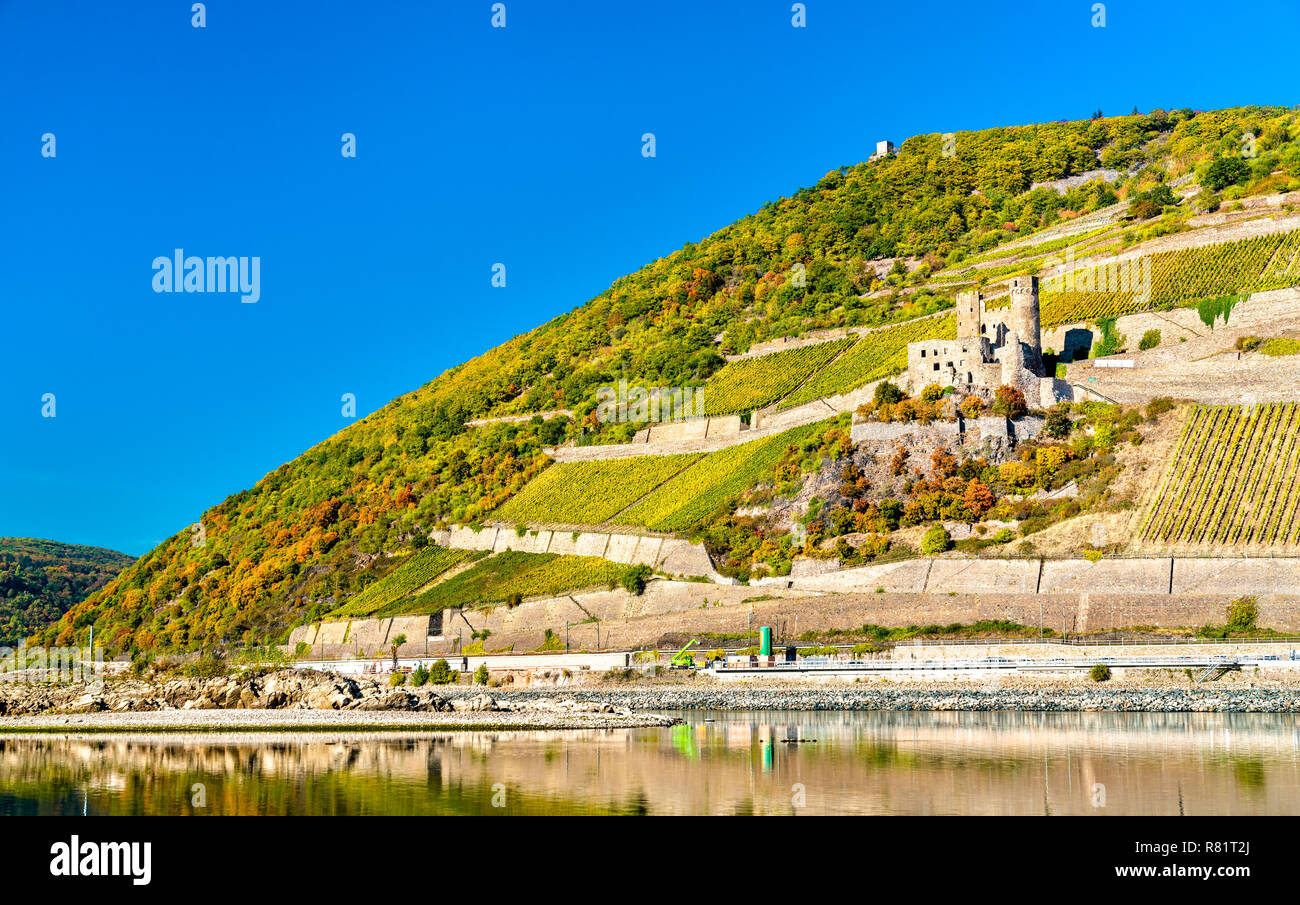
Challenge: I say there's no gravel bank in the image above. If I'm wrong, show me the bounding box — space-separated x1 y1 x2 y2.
437 683 1300 713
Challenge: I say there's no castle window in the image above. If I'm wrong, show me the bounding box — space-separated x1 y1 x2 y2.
933 363 940 371
920 349 926 358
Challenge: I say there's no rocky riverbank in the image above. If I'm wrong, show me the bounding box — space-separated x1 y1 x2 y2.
436 681 1300 713
0 669 679 730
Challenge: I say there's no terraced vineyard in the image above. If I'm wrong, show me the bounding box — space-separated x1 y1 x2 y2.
332 547 487 617
1141 403 1300 547
700 337 852 415
779 313 957 408
494 453 702 525
368 551 631 616
615 422 824 531
1040 229 1300 327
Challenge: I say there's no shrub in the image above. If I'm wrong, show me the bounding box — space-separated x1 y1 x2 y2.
991 385 1026 418
1203 156 1251 192
410 665 430 686
921 525 953 555
1044 408 1072 439
473 664 490 685
921 383 944 402
183 652 228 679
620 564 653 595
1226 596 1259 634
1260 338 1300 357
991 528 1013 543
429 658 456 684
1089 663 1112 682
1138 329 1161 351
874 381 905 406
1091 317 1127 357
389 672 407 687
1145 397 1175 419
1128 198 1163 220
1235 335 1262 351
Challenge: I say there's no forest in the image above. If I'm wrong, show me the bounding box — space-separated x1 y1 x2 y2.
0 538 133 647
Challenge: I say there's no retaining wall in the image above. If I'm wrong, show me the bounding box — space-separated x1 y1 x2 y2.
763 555 1300 601
443 524 715 577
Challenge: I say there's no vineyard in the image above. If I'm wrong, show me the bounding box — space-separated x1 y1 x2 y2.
700 337 852 415
778 313 957 408
1039 229 1300 327
368 551 633 616
331 547 487 618
1140 403 1300 547
615 422 824 531
493 452 702 525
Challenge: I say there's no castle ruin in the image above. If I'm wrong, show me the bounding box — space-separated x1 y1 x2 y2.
905 276 1071 408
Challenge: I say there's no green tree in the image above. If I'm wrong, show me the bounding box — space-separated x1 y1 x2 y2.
1203 156 1251 191
874 381 905 406
429 658 456 685
921 525 953 555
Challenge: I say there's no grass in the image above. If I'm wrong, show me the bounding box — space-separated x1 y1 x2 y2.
615 422 825 531
372 551 634 616
331 547 486 617
700 338 853 415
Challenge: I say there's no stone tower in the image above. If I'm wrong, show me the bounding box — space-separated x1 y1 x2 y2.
956 289 982 340
1009 275 1044 376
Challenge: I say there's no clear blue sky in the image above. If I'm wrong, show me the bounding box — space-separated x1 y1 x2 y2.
2 0 1297 556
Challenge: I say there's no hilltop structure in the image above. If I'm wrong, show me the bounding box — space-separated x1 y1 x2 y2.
905 276 1070 407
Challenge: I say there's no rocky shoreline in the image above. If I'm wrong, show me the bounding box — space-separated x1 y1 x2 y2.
4 670 1299 728
0 669 679 731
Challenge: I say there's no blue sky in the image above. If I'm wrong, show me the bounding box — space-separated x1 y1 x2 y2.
2 0 1297 556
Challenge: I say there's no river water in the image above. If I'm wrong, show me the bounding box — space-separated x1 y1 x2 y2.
3 710 1299 815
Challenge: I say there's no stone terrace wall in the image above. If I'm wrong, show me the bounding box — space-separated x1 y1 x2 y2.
755 555 1300 602
433 525 716 578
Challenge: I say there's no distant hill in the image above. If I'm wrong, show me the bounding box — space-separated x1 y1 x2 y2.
37 104 1300 656
0 538 134 647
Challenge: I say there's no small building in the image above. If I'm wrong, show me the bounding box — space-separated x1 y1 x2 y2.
868 139 895 161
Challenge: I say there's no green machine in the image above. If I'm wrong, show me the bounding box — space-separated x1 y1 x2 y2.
759 626 772 656
670 639 699 669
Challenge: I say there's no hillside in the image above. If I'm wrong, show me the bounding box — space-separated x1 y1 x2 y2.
38 104 1300 656
0 538 134 647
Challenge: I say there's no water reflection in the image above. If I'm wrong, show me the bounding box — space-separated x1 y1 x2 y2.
3 710 1299 815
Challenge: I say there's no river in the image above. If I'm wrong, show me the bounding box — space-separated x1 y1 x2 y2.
3 710 1299 815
